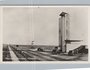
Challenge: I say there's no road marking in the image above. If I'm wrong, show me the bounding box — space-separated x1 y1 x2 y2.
8 46 19 61
27 51 57 61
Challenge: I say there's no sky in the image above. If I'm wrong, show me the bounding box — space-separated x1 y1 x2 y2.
3 6 88 46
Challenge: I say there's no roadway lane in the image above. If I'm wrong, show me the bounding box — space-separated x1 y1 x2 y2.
26 51 57 61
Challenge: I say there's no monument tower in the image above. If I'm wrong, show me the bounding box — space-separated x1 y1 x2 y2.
59 12 70 53
59 12 81 53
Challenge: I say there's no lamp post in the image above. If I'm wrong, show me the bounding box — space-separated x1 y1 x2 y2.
31 41 34 49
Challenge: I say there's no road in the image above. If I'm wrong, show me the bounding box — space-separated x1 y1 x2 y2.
3 46 88 61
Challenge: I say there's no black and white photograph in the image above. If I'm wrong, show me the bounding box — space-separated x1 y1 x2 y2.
3 6 88 62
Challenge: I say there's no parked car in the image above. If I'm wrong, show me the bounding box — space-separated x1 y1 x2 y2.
68 50 74 56
37 48 44 52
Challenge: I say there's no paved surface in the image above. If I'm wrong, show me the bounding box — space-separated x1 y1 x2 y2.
3 46 88 61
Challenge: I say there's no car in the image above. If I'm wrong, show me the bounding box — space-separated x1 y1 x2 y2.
37 47 44 52
68 50 74 56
